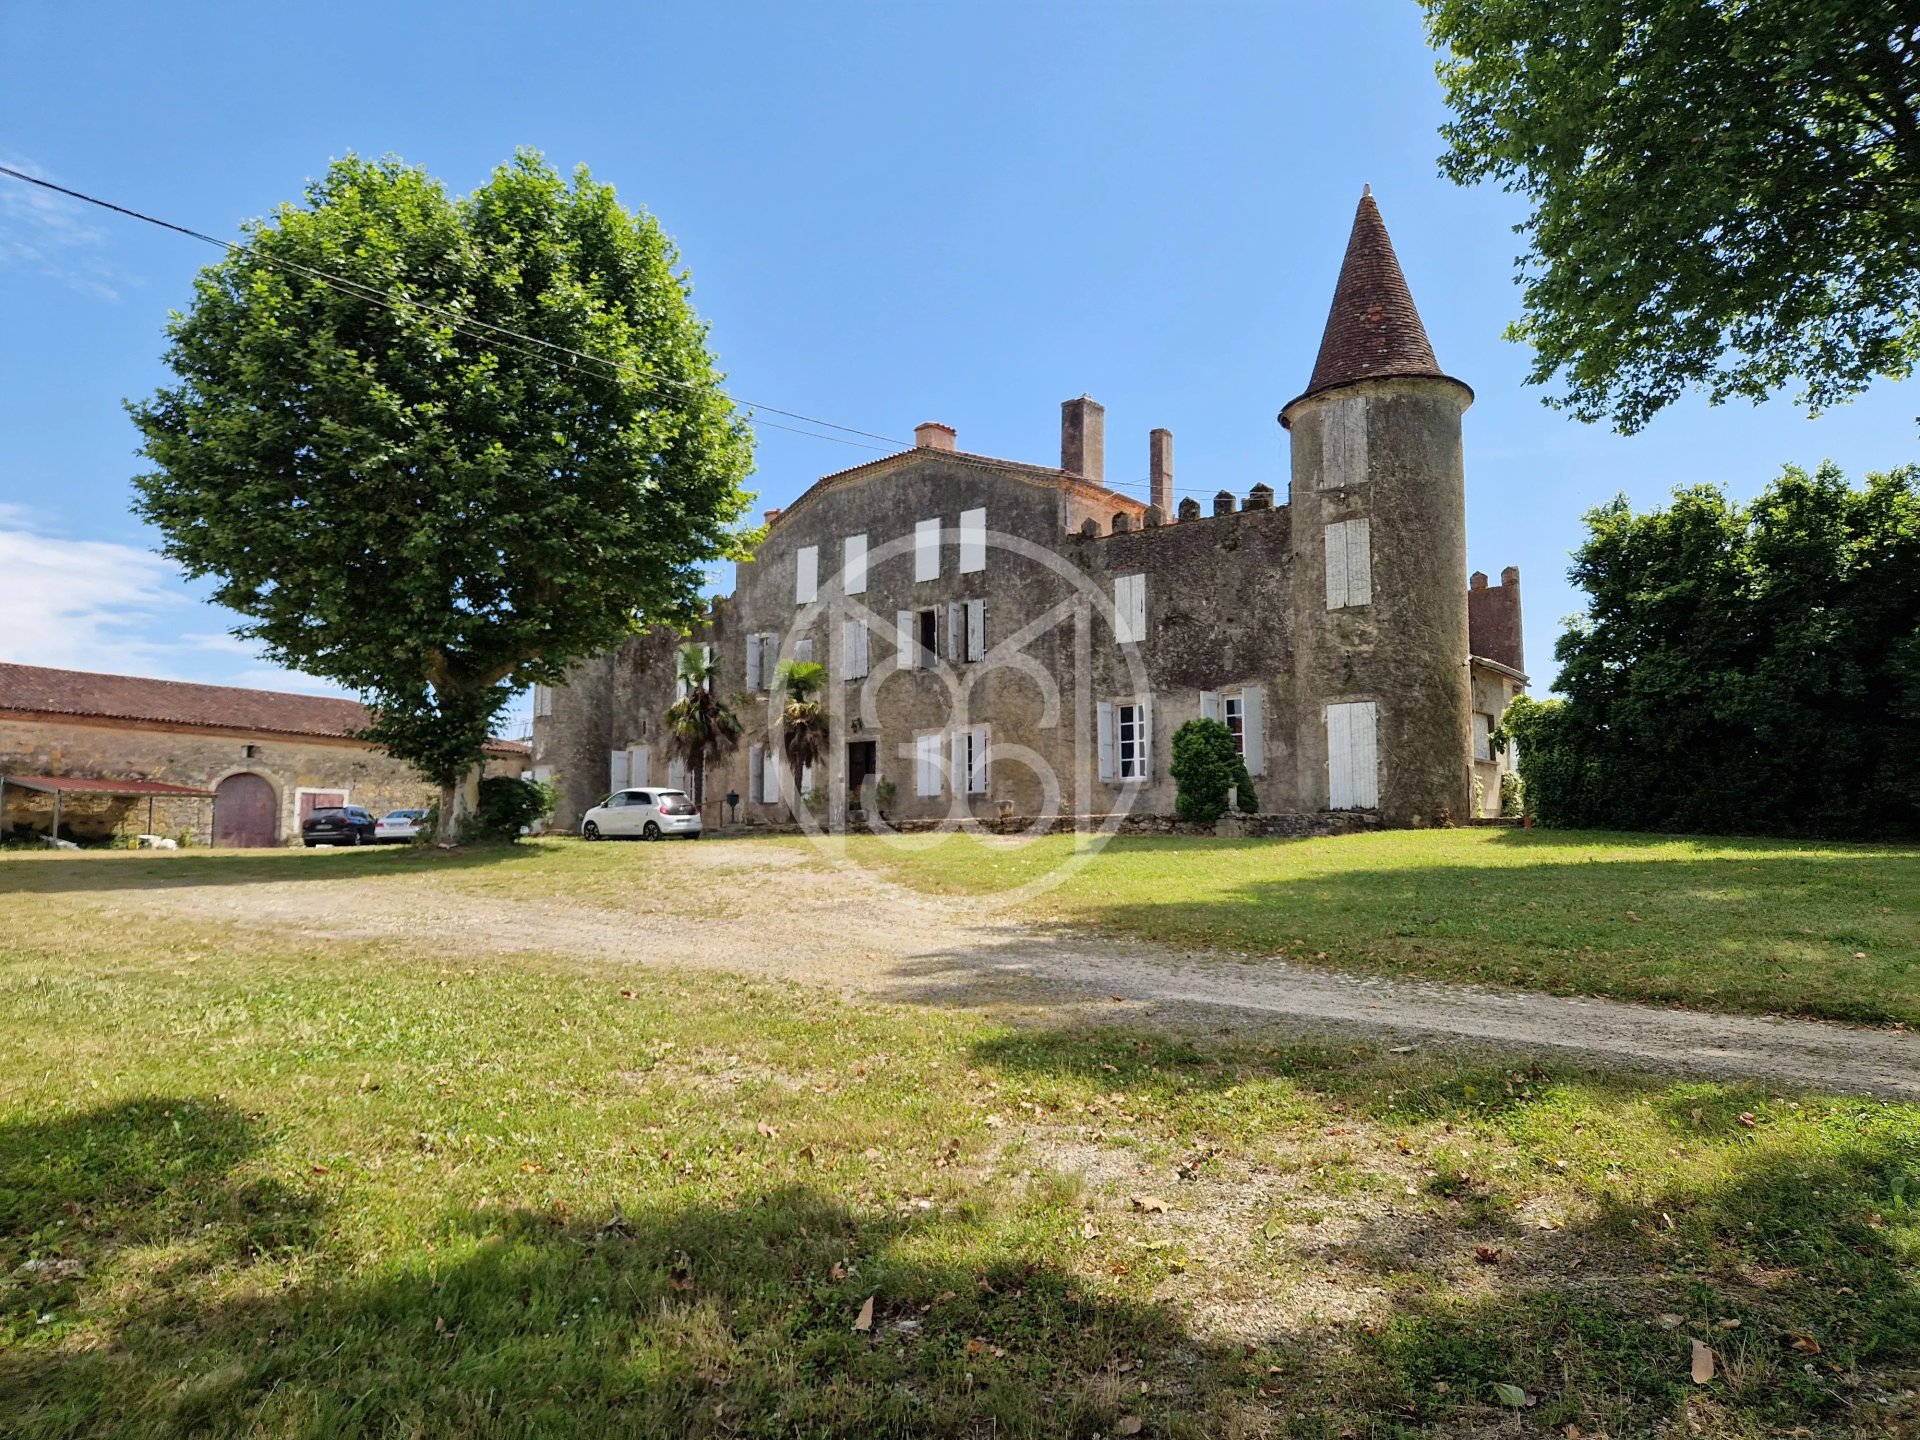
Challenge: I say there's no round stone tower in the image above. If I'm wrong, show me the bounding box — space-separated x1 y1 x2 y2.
1281 188 1473 826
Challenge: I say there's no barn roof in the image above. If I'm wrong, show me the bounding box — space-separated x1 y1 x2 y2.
0 663 530 756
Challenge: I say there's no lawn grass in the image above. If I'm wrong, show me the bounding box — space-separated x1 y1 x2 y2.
1 881 1916 1437
832 828 1920 1026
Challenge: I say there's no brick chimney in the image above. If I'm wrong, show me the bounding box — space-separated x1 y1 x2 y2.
1149 428 1174 518
914 421 956 451
1060 396 1105 482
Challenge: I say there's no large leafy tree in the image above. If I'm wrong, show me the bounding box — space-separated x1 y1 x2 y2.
1500 462 1920 835
1424 1 1920 431
130 151 755 833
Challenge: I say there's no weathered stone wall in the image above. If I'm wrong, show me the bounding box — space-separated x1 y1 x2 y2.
1468 566 1524 673
0 715 525 844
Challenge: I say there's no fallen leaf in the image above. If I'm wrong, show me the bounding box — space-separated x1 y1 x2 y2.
756 1121 779 1139
1716 1317 1741 1330
853 1296 874 1332
1131 1194 1171 1214
1788 1333 1822 1354
1474 1246 1503 1265
1691 1338 1715 1384
1655 1313 1684 1329
1625 910 1643 922
1491 1381 1531 1407
1115 1418 1144 1436
829 1262 848 1282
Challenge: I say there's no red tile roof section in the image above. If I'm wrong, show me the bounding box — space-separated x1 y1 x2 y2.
1298 189 1449 402
0 664 529 756
0 775 215 797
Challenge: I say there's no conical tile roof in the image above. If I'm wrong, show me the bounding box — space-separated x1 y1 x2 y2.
1292 188 1451 407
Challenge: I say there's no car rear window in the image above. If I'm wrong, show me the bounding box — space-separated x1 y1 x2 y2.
309 809 347 820
656 792 696 815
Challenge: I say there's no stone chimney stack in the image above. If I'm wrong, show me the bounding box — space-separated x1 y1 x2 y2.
1149 428 1174 517
914 421 957 451
1060 396 1105 482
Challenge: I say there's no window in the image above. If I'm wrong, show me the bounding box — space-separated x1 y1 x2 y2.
1326 700 1379 810
750 744 782 804
959 508 986 573
1320 398 1368 490
914 732 944 797
1199 688 1264 775
533 684 553 719
1113 573 1147 644
1473 711 1493 764
843 533 867 595
1324 519 1373 609
1097 698 1152 782
953 724 989 794
795 545 819 605
964 598 985 662
243 743 260 759
1224 693 1244 751
914 517 940 583
746 633 780 691
843 618 870 679
918 608 939 667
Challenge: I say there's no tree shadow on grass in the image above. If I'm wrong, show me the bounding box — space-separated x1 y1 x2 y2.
969 1025 1920 1436
0 843 540 897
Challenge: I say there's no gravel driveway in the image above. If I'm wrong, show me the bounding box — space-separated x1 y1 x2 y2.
78 839 1918 1098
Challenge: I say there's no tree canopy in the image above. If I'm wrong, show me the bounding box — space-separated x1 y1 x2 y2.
1424 1 1920 432
130 150 756 819
1499 462 1920 835
1169 718 1258 824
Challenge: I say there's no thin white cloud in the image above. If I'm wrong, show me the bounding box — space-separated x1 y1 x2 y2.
0 154 126 301
0 523 184 671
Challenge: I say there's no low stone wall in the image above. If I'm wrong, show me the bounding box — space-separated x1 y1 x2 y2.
709 809 1384 840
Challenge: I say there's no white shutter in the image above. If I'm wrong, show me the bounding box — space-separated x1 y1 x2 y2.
896 610 914 666
1352 701 1378 808
1130 575 1147 645
764 747 782 805
1473 711 1492 764
946 601 963 662
745 633 762 691
914 518 940 582
801 762 815 795
844 619 869 679
610 749 628 793
1112 576 1134 643
1328 701 1378 809
1320 398 1368 490
1138 695 1153 779
1242 687 1265 777
959 507 986 573
667 758 686 792
1325 524 1350 609
966 599 985 661
1347 519 1373 606
1199 690 1220 723
796 546 819 604
969 726 989 794
1097 702 1115 782
795 635 815 665
843 533 867 595
748 745 763 803
915 733 941 796
628 744 650 787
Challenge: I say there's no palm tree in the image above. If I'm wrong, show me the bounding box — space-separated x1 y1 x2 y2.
776 660 831 816
664 645 742 812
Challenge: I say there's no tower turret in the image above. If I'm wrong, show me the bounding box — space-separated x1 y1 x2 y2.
1282 189 1473 825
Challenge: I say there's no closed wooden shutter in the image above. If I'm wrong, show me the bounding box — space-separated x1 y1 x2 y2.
959 507 986 573
609 750 628 794
914 518 940 582
1346 519 1372 605
844 619 868 678
896 610 914 667
1199 690 1219 723
1138 695 1153 779
947 601 963 662
796 546 818 604
969 726 989 793
1327 701 1378 809
1325 525 1349 609
915 733 942 796
966 599 985 661
795 635 815 665
763 747 782 805
667 758 686 791
1097 702 1115 782
748 745 763 803
746 633 762 691
843 533 867 595
1241 688 1265 777
628 744 650 787
1473 711 1492 763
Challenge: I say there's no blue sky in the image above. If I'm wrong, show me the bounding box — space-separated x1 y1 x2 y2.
5 1 1917 739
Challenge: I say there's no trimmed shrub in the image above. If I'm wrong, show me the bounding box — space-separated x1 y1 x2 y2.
1170 718 1258 823
469 776 557 843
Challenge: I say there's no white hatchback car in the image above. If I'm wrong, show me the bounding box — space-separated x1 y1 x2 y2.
581 788 702 841
374 808 429 844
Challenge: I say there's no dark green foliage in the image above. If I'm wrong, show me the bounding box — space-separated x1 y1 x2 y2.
1501 464 1920 836
470 776 556 843
1424 0 1920 432
1169 718 1258 824
128 151 756 800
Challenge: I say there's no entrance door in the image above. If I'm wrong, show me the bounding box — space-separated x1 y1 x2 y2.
214 773 278 847
847 740 877 808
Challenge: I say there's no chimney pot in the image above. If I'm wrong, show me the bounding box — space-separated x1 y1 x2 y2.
1470 571 1488 591
1060 395 1105 482
1177 497 1201 521
764 508 784 525
914 421 957 451
1213 490 1237 517
1501 564 1521 587
1149 428 1174 518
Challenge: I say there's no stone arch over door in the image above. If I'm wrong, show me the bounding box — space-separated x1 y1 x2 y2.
213 772 278 848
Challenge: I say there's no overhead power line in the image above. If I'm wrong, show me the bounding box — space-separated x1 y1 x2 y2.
0 164 911 451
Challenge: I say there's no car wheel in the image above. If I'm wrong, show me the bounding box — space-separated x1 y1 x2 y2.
643 821 661 841
583 821 601 841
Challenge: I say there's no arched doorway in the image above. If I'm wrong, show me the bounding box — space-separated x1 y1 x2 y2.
213 773 278 848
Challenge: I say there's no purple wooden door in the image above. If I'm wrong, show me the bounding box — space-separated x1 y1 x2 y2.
213 773 277 848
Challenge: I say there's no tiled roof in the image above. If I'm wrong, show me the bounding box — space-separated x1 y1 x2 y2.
0 663 529 756
776 447 1147 533
0 774 216 797
1293 188 1452 406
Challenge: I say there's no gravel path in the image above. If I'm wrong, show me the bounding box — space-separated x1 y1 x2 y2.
80 843 1918 1099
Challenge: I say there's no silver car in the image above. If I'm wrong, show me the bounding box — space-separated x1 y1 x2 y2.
581 788 702 841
